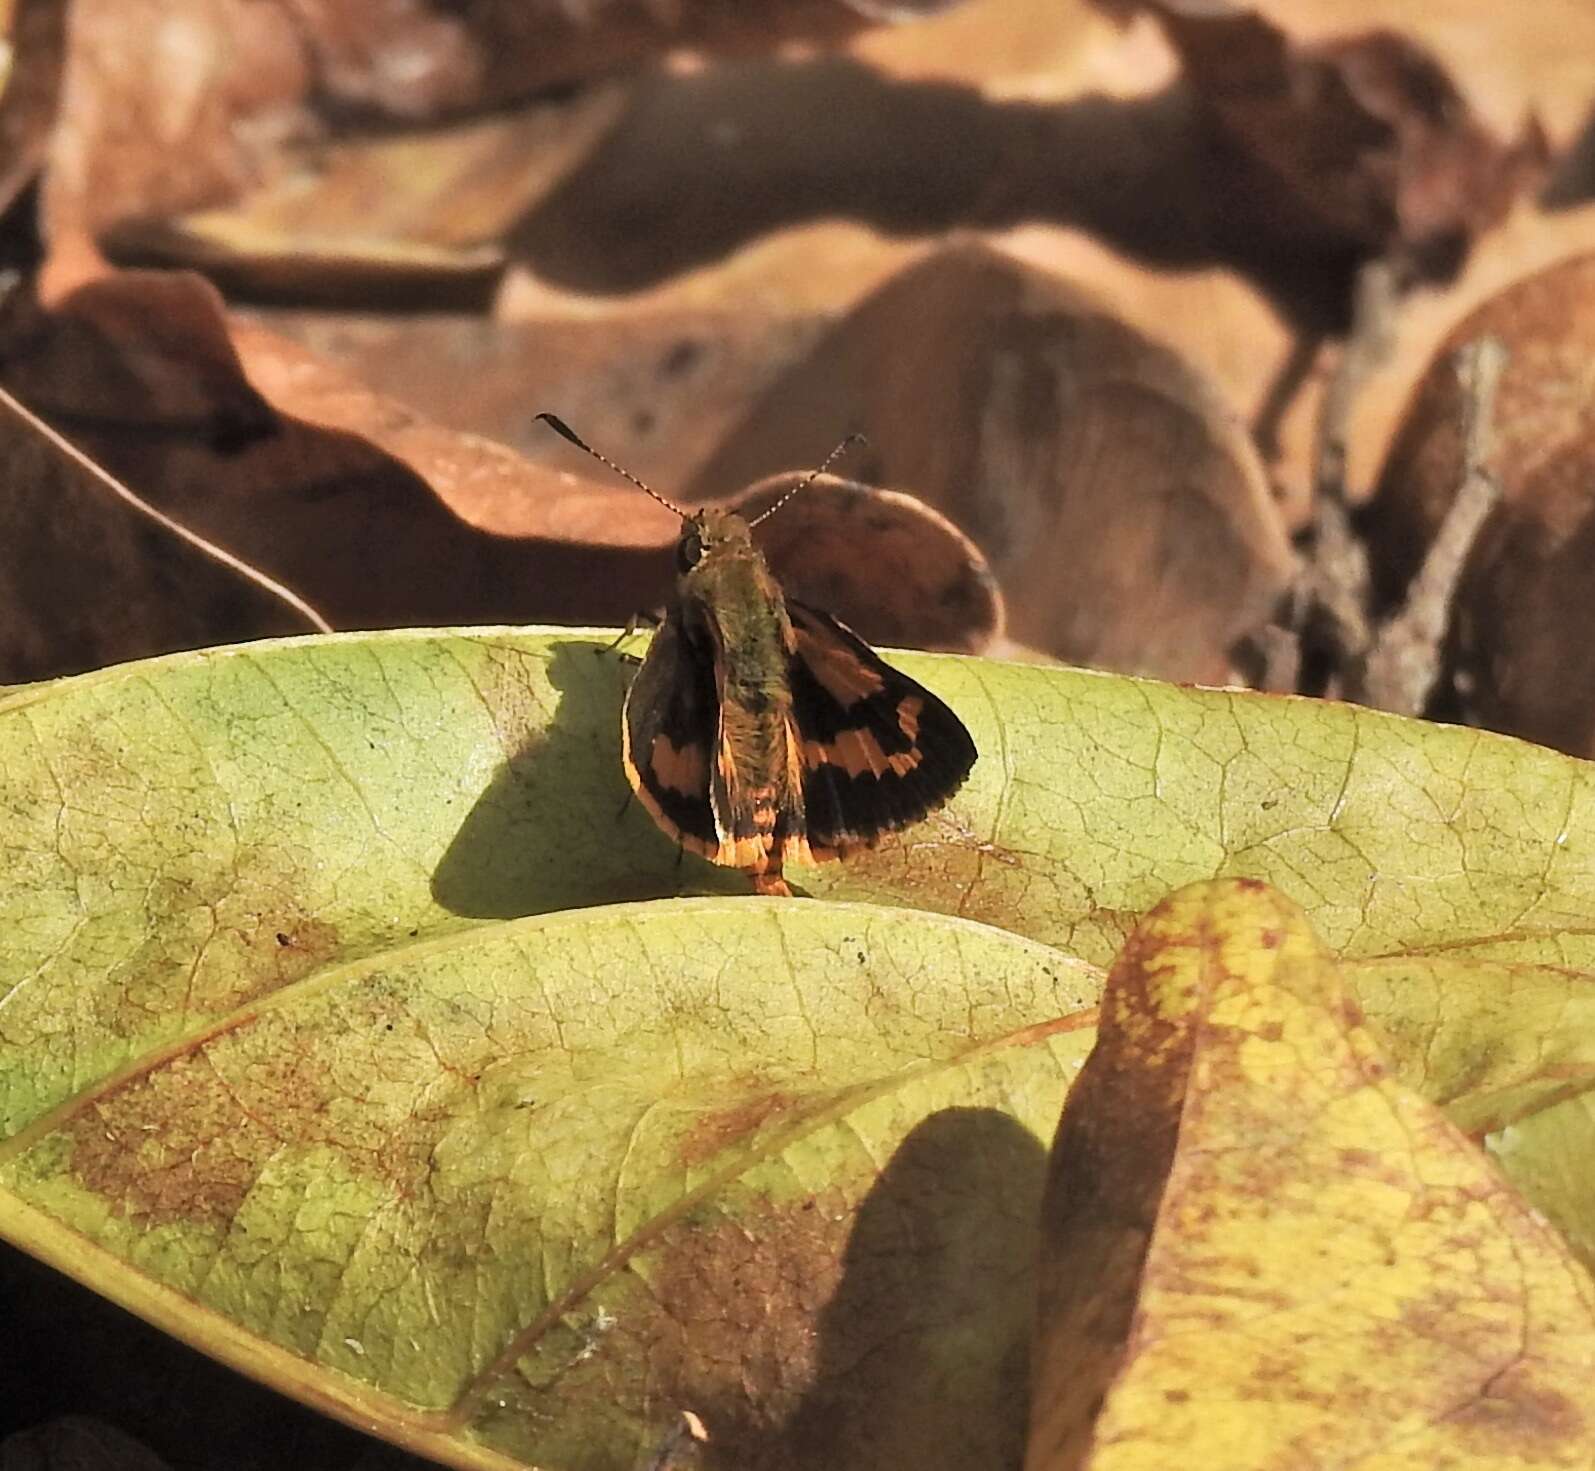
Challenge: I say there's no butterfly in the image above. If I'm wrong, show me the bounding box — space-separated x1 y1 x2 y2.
538 413 978 896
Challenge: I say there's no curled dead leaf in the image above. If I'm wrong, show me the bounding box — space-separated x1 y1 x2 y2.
1362 250 1595 754
1027 878 1595 1471
0 266 1001 677
0 268 672 675
692 241 1292 683
726 472 1003 652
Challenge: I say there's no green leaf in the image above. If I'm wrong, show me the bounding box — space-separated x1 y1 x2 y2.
0 897 1098 1468
2 627 1593 1467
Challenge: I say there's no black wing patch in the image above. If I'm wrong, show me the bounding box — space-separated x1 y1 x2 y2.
620 612 721 857
786 601 977 854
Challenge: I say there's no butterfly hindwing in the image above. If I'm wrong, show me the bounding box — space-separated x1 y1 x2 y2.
620 613 721 859
786 600 977 855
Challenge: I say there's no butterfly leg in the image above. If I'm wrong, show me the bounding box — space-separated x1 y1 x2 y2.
751 867 793 898
603 608 663 664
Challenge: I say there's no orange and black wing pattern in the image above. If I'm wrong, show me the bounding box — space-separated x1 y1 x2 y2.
785 600 977 856
620 613 721 859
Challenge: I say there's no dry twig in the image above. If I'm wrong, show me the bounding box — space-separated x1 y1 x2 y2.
1301 257 1405 682
0 381 333 636
1354 336 1507 714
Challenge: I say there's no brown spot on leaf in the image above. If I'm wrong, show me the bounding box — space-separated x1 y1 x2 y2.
679 1089 800 1168
64 1046 324 1232
64 984 449 1231
1447 1379 1586 1450
636 1192 855 1455
640 1107 1045 1469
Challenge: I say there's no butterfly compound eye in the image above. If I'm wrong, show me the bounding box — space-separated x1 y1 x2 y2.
677 528 704 574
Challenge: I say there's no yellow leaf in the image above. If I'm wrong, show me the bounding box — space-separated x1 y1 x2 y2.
1027 879 1595 1471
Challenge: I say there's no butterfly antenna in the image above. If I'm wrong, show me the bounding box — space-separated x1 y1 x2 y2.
748 431 869 527
536 412 688 517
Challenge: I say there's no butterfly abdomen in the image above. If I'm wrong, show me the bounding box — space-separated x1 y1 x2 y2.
711 688 812 872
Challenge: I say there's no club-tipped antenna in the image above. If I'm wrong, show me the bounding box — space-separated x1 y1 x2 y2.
536 411 688 517
748 431 869 527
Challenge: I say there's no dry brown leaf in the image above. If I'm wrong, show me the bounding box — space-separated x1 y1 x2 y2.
0 268 669 676
40 0 966 247
1137 1 1546 292
1360 251 1595 755
689 241 1291 683
725 473 1003 652
1027 878 1595 1471
0 379 309 682
0 267 1000 678
0 0 65 221
1364 247 1595 594
262 306 833 493
1001 228 1324 521
113 89 628 304
41 0 310 245
507 10 1540 334
1345 202 1595 501
222 314 675 551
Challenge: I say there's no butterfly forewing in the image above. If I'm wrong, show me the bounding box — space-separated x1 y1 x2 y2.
620 615 721 858
785 601 977 855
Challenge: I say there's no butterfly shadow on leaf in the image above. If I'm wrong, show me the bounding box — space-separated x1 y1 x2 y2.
695 1106 1046 1471
430 639 746 920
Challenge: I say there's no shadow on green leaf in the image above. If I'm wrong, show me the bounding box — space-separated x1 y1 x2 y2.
691 1106 1045 1471
431 640 743 918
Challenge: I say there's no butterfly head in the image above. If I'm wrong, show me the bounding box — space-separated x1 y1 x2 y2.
675 508 755 578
